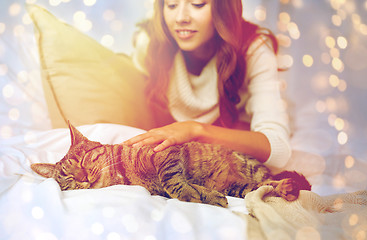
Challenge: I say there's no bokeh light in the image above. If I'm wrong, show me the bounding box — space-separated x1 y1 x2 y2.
151 209 164 222
110 20 123 32
349 214 359 226
316 100 327 113
13 24 25 36
8 108 20 121
325 36 336 48
296 227 321 240
277 33 291 47
101 34 115 48
103 10 116 22
84 0 97 7
287 22 300 39
337 36 348 49
91 222 104 235
332 14 343 26
333 174 346 189
338 131 348 145
0 125 12 139
329 74 340 87
0 22 6 34
254 6 266 21
0 64 8 76
344 155 355 168
280 0 290 4
278 54 294 69
107 232 122 240
31 206 44 220
73 11 93 32
22 13 32 25
49 0 62 7
279 12 291 24
122 214 139 233
2 84 14 98
303 54 314 67
9 3 21 16
292 0 304 8
334 118 345 131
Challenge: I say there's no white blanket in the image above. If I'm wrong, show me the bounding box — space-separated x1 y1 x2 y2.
243 186 367 240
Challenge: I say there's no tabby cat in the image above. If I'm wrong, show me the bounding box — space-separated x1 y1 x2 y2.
31 123 311 207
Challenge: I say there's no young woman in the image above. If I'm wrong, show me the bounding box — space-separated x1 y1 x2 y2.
124 0 291 168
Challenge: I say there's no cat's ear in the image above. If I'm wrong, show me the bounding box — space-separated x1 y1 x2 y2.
31 163 56 178
67 121 87 145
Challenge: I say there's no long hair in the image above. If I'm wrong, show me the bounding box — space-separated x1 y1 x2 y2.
140 0 278 127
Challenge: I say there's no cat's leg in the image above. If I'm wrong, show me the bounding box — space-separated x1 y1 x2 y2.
156 159 228 207
189 184 228 207
225 182 258 199
160 172 228 207
258 178 300 201
261 171 311 201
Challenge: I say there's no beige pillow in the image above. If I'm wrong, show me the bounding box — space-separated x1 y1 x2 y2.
27 4 155 130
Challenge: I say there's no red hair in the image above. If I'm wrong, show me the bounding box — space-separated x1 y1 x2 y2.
140 0 278 127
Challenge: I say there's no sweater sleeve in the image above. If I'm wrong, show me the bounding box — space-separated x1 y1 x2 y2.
241 39 292 168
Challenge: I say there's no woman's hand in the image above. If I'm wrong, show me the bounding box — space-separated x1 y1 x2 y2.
123 121 203 152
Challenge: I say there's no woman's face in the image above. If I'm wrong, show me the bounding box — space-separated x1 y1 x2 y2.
163 0 216 56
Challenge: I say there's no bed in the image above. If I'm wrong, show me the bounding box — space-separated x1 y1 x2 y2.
1 1 366 239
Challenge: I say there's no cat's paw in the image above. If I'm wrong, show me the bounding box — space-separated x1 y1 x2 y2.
198 188 228 208
205 191 228 208
180 184 228 207
274 178 300 201
169 183 228 207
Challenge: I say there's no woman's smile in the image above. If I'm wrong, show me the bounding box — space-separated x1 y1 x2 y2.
175 29 197 39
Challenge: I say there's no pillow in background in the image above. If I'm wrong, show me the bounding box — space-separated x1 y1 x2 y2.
27 4 155 130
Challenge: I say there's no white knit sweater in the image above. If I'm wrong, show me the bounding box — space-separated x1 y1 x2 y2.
132 31 291 168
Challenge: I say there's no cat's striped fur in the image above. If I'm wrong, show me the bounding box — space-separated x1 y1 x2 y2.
31 123 311 207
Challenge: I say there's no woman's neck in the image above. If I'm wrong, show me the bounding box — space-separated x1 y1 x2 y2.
182 52 213 76
182 39 217 76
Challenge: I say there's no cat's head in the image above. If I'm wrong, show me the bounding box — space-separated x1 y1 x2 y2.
31 122 103 190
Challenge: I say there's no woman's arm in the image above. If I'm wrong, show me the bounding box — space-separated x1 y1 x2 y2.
123 121 271 163
197 123 271 162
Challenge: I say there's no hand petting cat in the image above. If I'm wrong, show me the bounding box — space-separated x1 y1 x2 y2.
123 121 202 152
